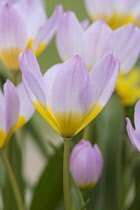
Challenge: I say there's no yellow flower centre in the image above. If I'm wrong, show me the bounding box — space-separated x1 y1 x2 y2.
27 38 46 56
0 47 23 72
34 100 103 137
92 11 137 30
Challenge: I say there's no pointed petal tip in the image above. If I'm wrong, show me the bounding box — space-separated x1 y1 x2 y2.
125 117 133 130
125 117 130 124
93 143 99 149
55 4 63 13
4 79 14 89
71 55 86 66
103 51 120 65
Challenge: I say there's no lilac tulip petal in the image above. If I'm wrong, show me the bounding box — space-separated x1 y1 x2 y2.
17 83 35 121
126 117 140 152
75 52 119 134
134 100 140 129
113 24 140 74
33 5 63 52
22 76 37 103
48 56 94 137
20 55 60 134
84 0 113 19
0 89 4 107
19 50 47 105
56 11 84 61
0 3 27 70
4 80 19 134
0 3 27 49
114 0 140 14
89 52 120 106
14 0 46 38
50 56 93 113
44 63 63 97
79 19 113 70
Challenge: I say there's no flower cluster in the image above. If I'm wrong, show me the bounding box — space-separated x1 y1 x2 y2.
0 0 140 209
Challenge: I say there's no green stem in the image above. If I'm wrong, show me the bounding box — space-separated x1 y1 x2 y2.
83 123 91 140
1 151 25 210
63 138 71 210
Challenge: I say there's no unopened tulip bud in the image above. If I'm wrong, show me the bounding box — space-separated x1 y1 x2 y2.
70 139 103 190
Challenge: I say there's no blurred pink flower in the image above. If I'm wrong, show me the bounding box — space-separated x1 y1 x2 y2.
0 80 35 148
0 0 63 71
56 11 140 75
84 0 140 29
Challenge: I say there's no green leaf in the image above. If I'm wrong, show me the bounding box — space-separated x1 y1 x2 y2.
84 94 125 210
71 175 85 210
30 145 63 210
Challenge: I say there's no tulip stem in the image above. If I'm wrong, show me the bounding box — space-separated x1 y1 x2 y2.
63 137 71 210
1 151 25 210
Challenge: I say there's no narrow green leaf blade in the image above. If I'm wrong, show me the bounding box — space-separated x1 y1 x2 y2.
30 145 63 210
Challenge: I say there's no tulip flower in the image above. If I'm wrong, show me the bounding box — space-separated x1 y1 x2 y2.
126 100 140 151
0 80 35 148
116 68 140 106
56 11 140 74
0 0 63 71
70 139 103 190
84 0 140 29
19 49 119 138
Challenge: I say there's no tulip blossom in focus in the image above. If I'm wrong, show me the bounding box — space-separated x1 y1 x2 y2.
56 11 140 75
0 0 63 71
126 100 140 152
84 0 140 29
0 80 35 149
19 49 119 138
70 139 103 190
